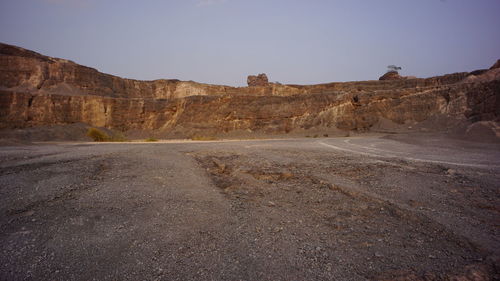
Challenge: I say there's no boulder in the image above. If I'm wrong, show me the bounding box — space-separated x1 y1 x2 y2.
247 73 269 86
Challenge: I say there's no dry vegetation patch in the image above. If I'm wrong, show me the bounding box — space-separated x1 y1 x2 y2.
86 128 127 142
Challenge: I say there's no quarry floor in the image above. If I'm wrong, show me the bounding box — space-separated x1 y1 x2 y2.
0 135 499 281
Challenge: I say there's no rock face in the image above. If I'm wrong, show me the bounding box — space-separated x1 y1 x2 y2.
462 67 500 85
0 42 499 139
490 59 500 70
247 73 269 86
379 71 403 81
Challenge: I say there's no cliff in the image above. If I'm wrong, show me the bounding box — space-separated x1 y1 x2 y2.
0 42 499 139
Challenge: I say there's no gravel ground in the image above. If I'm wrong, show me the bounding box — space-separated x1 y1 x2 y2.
0 135 499 280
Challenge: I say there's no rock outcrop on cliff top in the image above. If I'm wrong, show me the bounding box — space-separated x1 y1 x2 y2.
247 73 269 86
379 71 403 81
0 42 499 139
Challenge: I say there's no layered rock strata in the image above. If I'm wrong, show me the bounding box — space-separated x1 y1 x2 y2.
0 42 498 138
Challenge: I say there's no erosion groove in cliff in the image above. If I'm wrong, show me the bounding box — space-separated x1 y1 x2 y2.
0 42 499 137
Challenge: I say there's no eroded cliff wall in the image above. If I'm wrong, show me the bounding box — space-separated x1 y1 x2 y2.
0 42 498 138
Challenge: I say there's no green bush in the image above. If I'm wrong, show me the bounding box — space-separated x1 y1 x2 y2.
145 137 158 142
87 128 109 142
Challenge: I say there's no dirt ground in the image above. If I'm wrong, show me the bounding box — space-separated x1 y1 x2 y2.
0 135 499 280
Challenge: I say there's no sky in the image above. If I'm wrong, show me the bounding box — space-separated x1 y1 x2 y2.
1 0 499 86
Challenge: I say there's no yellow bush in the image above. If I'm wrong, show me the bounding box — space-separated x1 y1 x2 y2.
87 128 109 142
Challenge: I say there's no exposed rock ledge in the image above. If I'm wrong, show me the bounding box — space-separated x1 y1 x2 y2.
0 42 498 138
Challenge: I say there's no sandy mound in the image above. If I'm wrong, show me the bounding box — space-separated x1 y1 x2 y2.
0 123 93 142
370 117 407 132
371 115 470 134
463 121 500 143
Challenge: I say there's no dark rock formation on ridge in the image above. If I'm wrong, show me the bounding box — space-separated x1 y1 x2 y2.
379 71 403 81
247 73 269 87
490 59 500 70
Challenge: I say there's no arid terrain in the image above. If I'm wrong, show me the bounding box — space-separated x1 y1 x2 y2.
1 134 499 280
1 42 499 280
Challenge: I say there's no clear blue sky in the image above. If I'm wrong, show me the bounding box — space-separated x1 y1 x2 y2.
1 0 499 86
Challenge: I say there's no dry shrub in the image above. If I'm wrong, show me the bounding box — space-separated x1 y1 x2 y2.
192 136 217 141
87 128 127 142
87 128 109 142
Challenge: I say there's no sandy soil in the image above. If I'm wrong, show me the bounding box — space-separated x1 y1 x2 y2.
0 135 499 280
